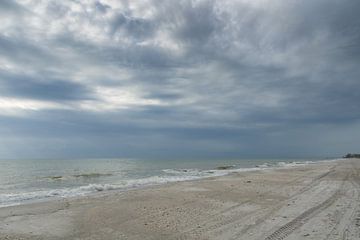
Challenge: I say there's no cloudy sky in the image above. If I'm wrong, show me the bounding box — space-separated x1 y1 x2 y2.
0 0 359 159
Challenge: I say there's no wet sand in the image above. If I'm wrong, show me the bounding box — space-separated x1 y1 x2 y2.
1 159 359 240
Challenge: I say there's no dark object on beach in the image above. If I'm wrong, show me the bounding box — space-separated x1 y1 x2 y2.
343 153 360 159
216 165 235 170
73 173 113 178
246 180 252 183
47 176 63 180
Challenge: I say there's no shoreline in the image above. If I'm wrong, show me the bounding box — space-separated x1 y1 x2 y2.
0 158 344 209
1 158 359 239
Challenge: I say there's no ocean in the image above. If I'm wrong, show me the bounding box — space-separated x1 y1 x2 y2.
0 157 331 208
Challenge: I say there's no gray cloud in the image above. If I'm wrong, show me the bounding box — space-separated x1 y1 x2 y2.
0 71 94 101
110 13 155 40
0 0 24 14
0 0 359 159
0 35 58 68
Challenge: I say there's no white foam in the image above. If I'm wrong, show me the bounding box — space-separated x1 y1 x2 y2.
0 174 213 208
0 158 343 208
0 184 124 208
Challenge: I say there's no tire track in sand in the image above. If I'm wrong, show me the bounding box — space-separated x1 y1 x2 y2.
264 189 341 240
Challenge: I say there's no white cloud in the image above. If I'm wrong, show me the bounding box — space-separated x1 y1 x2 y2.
0 97 68 116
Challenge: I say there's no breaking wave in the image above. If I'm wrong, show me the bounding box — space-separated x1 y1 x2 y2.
0 159 342 208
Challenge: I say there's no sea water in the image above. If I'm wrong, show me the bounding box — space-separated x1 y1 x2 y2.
0 157 334 208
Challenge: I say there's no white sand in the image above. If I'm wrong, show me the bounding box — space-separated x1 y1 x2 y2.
1 159 359 240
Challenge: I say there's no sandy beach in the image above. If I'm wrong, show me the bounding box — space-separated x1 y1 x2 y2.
1 159 359 240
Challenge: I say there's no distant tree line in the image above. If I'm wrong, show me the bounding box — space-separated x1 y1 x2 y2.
343 153 360 158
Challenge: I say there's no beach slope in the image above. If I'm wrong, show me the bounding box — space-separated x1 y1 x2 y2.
1 159 360 240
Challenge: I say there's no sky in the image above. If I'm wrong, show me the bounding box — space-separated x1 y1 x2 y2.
0 0 359 160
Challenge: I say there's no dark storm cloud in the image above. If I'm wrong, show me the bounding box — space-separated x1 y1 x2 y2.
0 72 94 101
0 0 359 159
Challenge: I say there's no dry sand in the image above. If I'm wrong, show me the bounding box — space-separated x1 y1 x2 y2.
1 159 360 240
